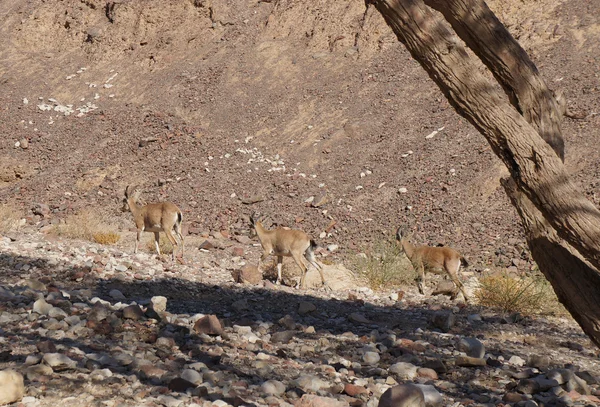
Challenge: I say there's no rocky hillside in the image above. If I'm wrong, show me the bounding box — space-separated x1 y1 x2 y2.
0 0 598 269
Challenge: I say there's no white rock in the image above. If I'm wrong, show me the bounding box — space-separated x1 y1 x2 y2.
33 299 53 315
0 369 24 405
389 362 419 380
363 351 380 365
508 355 526 367
261 379 286 396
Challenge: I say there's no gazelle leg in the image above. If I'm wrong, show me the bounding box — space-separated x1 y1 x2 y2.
305 250 326 287
134 230 141 254
174 225 184 259
416 262 426 295
163 228 178 261
257 252 268 273
276 256 283 285
449 263 469 302
292 252 308 289
154 232 161 257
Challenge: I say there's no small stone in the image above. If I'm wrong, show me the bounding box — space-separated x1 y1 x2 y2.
42 353 77 371
363 351 380 365
122 304 145 320
0 369 24 405
508 355 526 367
261 380 286 396
25 365 53 382
378 384 425 407
413 384 443 406
199 240 215 250
48 306 68 320
193 315 223 336
457 337 485 358
517 378 541 395
455 356 486 367
37 340 57 353
271 330 295 344
139 364 167 380
181 369 203 385
298 301 317 314
33 298 53 315
278 314 296 329
348 313 370 324
526 354 550 369
389 362 418 380
232 265 262 285
168 377 197 392
293 376 330 393
344 383 368 397
109 289 127 301
150 296 168 313
231 246 244 257
417 367 438 380
430 311 455 332
503 392 525 403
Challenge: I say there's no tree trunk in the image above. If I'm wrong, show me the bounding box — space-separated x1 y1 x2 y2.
422 0 600 340
500 178 600 344
369 0 600 346
423 0 565 161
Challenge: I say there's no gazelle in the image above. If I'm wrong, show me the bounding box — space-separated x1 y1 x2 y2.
250 213 326 289
122 185 184 261
396 227 469 301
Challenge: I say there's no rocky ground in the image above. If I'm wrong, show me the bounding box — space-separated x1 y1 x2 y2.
1 228 599 407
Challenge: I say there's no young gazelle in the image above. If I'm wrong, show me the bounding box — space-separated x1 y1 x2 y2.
122 185 184 261
396 227 469 301
250 213 326 289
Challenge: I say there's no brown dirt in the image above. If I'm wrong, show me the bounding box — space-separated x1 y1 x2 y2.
0 0 599 274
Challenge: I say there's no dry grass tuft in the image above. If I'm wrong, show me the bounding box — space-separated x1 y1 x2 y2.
352 238 416 290
144 233 174 255
92 231 121 245
0 204 23 234
476 271 567 316
54 209 121 245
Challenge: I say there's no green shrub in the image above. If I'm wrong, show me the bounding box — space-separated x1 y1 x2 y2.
476 271 567 316
352 238 416 290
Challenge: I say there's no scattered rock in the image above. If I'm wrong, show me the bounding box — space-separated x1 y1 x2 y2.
378 384 425 407
0 369 24 405
193 315 224 336
232 265 262 285
430 311 455 332
457 337 485 358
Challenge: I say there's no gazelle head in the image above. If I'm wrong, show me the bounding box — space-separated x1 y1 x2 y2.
249 212 266 237
122 185 142 212
396 226 407 247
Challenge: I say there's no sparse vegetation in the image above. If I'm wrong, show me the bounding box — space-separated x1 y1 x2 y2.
144 233 174 255
352 238 416 290
476 271 567 316
54 209 121 245
0 204 23 234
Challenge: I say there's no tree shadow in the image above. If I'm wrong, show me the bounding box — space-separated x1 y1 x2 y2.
0 250 592 405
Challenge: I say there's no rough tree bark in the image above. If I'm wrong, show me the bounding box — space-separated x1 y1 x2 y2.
369 0 600 345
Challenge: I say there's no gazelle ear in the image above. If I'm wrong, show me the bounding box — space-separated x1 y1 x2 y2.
396 227 403 240
125 185 131 198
